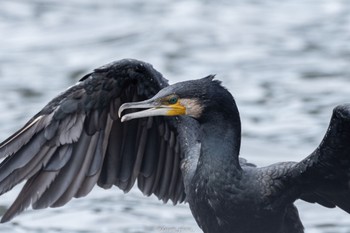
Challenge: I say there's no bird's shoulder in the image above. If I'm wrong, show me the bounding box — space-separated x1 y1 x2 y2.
245 162 298 205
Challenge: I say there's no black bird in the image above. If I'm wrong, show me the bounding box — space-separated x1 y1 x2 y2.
0 59 350 233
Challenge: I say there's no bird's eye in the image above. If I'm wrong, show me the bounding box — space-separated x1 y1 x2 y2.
168 96 178 105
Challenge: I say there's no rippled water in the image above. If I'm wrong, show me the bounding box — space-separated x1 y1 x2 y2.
0 0 349 232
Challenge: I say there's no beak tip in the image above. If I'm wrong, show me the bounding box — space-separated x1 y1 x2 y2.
116 100 160 122
118 104 126 119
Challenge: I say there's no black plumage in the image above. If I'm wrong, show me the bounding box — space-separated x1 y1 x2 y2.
0 59 350 233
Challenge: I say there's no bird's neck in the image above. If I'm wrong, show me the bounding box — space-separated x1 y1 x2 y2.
198 108 242 176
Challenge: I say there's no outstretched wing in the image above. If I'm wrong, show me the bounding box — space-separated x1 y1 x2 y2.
267 104 350 212
0 59 186 222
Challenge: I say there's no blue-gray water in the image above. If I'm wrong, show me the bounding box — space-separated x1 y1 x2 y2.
0 0 350 232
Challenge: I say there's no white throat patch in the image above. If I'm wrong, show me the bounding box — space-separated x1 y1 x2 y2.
180 98 203 118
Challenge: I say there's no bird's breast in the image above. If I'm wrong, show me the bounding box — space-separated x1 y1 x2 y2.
187 168 288 233
187 169 248 232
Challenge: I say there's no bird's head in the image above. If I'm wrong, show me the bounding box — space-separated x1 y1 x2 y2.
118 75 238 123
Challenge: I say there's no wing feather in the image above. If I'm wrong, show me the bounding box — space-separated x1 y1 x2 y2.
42 133 92 208
75 115 114 198
272 104 350 213
140 118 160 177
168 141 181 200
97 120 123 188
151 139 166 195
125 118 149 192
0 59 189 222
53 132 100 207
1 171 58 223
0 130 48 182
158 132 175 202
0 115 47 158
0 146 56 195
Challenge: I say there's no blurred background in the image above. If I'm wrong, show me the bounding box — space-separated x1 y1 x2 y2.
0 0 349 232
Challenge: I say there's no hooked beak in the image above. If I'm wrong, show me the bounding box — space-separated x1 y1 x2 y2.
118 98 186 122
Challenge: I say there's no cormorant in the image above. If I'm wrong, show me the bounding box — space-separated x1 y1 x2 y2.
0 59 350 233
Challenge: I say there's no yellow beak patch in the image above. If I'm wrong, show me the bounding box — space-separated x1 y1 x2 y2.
166 102 186 116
